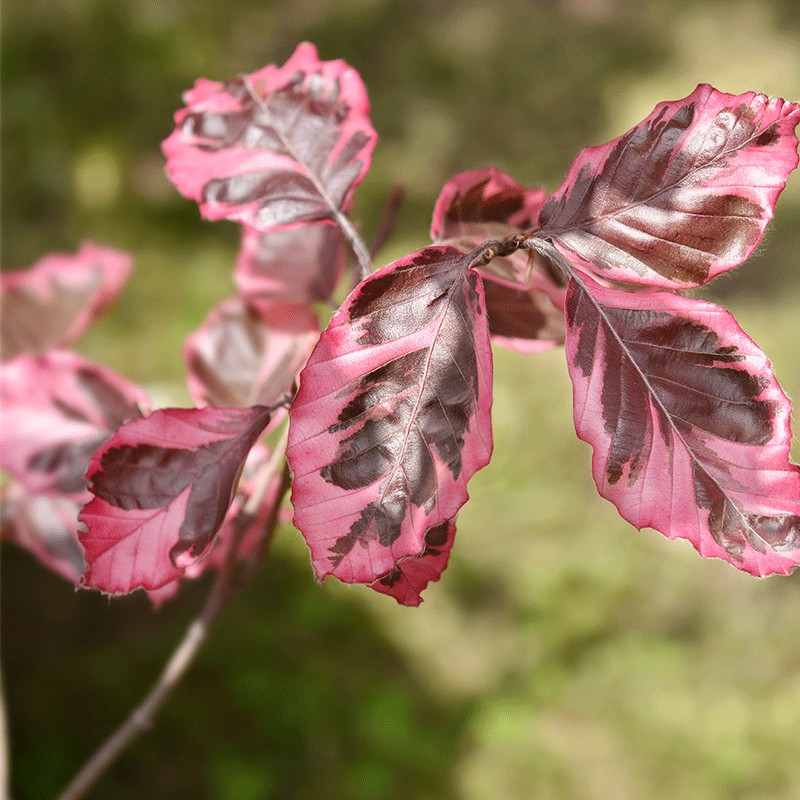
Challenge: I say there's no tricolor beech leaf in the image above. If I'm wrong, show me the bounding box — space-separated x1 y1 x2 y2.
0 242 132 360
0 352 149 501
183 296 317 410
564 269 800 575
79 405 272 593
539 84 800 287
162 41 376 231
431 168 566 352
287 246 493 597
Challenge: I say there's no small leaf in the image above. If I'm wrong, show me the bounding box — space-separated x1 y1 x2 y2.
162 41 377 231
565 271 800 575
370 518 457 606
1 482 85 584
235 223 345 305
540 84 800 287
1 242 132 360
287 246 493 589
0 352 149 500
431 168 566 351
183 296 317 409
79 405 272 593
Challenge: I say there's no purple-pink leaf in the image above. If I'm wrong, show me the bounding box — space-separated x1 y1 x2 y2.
287 246 493 597
431 168 566 351
1 482 85 584
370 518 457 606
1 242 132 360
183 297 317 409
0 352 149 501
539 84 800 288
79 405 272 594
162 42 377 231
566 271 800 575
235 223 345 305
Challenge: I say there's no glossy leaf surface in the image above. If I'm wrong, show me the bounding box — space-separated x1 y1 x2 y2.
162 42 376 231
1 242 132 360
79 405 271 593
566 271 800 575
235 223 345 305
287 246 493 597
183 297 317 409
0 353 149 501
540 84 800 287
431 168 565 351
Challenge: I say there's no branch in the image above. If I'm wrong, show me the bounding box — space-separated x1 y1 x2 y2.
369 183 405 258
55 455 291 800
0 648 9 800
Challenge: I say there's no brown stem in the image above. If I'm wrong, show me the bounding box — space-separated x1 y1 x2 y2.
0 646 10 800
55 459 291 800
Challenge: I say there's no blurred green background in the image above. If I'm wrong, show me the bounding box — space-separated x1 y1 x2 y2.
4 0 800 798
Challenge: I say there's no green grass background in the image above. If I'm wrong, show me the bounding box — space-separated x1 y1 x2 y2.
3 1 800 798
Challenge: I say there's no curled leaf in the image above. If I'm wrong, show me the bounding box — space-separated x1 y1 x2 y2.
162 42 377 231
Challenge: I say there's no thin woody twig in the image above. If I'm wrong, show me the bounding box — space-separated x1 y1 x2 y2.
369 183 406 258
55 454 291 800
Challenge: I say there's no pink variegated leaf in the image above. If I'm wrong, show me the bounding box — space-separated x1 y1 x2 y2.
539 84 800 288
235 223 346 305
1 242 132 360
79 405 272 593
370 518 456 606
431 168 566 352
0 352 150 501
566 270 800 575
162 42 377 231
287 246 493 598
1 482 85 584
183 297 317 411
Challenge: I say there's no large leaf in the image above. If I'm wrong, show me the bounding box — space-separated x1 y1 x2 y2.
1 242 132 360
183 297 317 410
539 84 800 288
0 352 149 501
162 42 376 231
287 246 493 598
565 271 800 575
235 223 345 305
79 405 272 593
432 168 565 352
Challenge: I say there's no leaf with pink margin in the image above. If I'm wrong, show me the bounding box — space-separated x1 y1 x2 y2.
79 405 272 594
287 246 493 593
370 518 457 606
431 168 566 352
1 482 85 584
162 42 377 231
539 84 800 288
183 296 317 411
235 223 346 305
565 270 800 575
1 242 133 360
0 352 150 501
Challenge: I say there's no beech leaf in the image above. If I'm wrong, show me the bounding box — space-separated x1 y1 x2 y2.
1 242 132 360
79 405 272 593
235 223 345 305
0 352 149 501
539 84 800 287
183 297 317 410
565 271 800 575
432 168 566 351
287 246 493 598
162 41 377 231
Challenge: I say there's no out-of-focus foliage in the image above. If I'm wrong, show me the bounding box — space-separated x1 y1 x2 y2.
3 1 800 799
